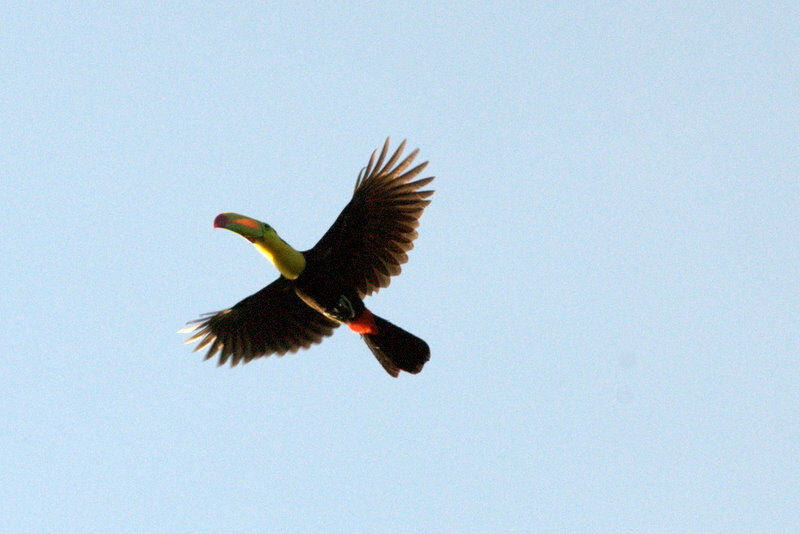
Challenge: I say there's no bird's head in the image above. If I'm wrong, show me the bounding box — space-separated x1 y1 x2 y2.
213 212 305 279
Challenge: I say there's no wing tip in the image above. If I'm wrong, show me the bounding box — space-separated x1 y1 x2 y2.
178 321 203 334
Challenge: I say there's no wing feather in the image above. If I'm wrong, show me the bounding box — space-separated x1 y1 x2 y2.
182 277 338 366
307 139 434 298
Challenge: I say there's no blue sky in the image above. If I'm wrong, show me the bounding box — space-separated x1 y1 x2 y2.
2 3 798 532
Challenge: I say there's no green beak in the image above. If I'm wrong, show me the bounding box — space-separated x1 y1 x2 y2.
213 212 266 240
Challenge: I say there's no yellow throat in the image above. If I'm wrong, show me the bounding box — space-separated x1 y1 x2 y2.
253 229 306 279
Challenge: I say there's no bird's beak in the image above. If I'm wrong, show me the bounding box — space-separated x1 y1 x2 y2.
213 213 265 241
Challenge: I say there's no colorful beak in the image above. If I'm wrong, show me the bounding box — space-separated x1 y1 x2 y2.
213 213 265 240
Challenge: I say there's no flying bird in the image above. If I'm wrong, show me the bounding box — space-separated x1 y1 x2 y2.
180 139 434 376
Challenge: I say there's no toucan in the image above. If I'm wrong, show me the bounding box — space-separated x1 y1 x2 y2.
180 139 434 377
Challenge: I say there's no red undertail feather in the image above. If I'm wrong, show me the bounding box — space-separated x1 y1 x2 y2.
348 308 378 334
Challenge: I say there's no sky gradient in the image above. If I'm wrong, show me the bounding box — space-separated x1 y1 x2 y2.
2 3 799 532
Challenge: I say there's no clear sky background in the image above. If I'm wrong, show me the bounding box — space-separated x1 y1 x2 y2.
2 3 798 532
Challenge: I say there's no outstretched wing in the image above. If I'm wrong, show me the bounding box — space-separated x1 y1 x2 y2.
180 277 339 366
307 138 434 298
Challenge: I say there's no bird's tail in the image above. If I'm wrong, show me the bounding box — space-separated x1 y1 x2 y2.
349 309 430 377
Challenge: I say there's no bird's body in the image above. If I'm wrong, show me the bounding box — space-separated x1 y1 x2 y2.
181 139 434 376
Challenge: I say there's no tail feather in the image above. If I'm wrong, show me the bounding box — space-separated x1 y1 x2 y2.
361 314 429 377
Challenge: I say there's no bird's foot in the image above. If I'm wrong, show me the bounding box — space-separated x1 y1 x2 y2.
328 295 355 322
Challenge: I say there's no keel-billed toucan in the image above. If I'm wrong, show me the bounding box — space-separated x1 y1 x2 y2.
181 139 434 377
